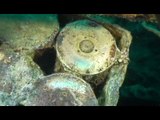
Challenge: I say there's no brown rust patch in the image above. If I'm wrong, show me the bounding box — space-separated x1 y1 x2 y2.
110 44 116 58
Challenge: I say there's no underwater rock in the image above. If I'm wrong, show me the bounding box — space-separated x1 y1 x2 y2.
20 73 98 106
0 46 43 106
98 25 132 106
0 14 59 52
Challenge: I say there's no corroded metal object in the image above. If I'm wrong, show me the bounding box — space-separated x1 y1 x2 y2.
55 20 122 88
21 73 98 106
56 20 119 75
55 17 132 106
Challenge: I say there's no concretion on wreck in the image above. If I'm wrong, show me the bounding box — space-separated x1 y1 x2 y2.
0 46 43 106
56 20 118 75
21 73 98 106
0 14 59 51
99 25 132 106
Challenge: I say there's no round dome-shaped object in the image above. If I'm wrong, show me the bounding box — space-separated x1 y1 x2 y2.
21 73 98 106
56 20 118 75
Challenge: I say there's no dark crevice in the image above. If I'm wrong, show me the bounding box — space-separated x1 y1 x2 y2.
33 48 57 75
58 14 72 28
16 103 25 106
86 76 107 105
93 81 106 98
51 30 60 47
58 14 85 28
0 41 2 46
0 37 5 46
95 76 108 105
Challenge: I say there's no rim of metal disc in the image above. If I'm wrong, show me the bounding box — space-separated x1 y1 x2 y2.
41 73 94 90
56 20 119 75
40 73 97 100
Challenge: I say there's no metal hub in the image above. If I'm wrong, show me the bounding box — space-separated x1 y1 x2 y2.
79 40 94 53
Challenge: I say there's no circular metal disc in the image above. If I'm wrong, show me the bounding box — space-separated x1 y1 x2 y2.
56 20 117 75
22 73 98 106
